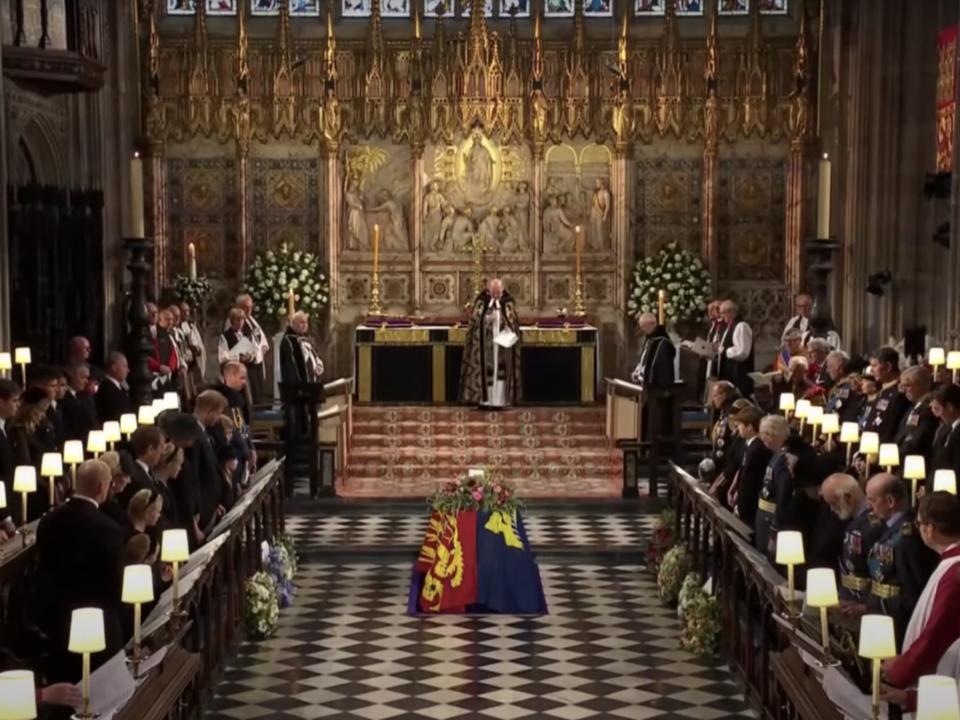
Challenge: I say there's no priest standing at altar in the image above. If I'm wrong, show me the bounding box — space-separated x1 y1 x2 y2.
459 278 522 409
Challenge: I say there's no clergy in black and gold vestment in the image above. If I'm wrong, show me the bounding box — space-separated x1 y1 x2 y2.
459 278 521 408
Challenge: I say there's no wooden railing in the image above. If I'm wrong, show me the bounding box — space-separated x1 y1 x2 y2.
669 463 846 720
0 459 286 719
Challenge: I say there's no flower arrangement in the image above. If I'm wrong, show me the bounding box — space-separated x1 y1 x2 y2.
428 468 523 515
681 591 721 655
645 507 677 572
627 241 712 323
244 244 330 321
657 545 692 604
244 571 280 640
677 571 704 621
275 531 299 577
267 544 296 608
173 274 213 315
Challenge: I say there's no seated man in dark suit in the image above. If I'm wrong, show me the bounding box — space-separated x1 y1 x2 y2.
117 425 166 508
35 459 125 683
0 379 21 537
61 363 98 442
95 352 135 423
930 383 960 487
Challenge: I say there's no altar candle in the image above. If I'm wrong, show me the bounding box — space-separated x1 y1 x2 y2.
817 152 831 239
287 288 295 318
658 289 666 326
372 224 380 275
574 226 583 276
188 242 197 281
129 152 145 239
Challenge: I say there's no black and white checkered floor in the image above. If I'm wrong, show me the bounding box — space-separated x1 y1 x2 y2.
207 508 756 720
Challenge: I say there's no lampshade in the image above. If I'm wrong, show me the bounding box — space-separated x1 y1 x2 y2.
775 530 805 565
878 443 900 468
0 353 11 371
0 482 6 510
904 455 927 481
39 452 62 478
858 614 897 659
820 413 840 435
859 431 880 456
779 393 795 412
101 421 121 444
12 466 36 494
929 347 946 366
119 413 138 435
916 675 960 720
795 399 812 419
806 568 840 608
137 405 155 426
948 351 960 371
161 529 189 563
151 398 166 416
0 669 38 719
934 469 958 495
122 564 155 604
840 422 860 444
807 405 824 426
62 440 84 465
86 430 106 455
163 392 180 411
13 348 30 365
67 608 106 654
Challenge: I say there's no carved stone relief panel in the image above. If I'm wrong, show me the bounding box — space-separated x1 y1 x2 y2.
635 155 702 257
717 155 786 282
251 157 320 256
543 144 612 254
167 157 237 279
342 143 411 255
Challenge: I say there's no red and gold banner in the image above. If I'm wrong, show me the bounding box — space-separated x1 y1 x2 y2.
937 26 958 172
416 511 478 613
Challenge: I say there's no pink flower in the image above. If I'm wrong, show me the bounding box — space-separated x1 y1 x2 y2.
493 485 502 494
472 489 484 501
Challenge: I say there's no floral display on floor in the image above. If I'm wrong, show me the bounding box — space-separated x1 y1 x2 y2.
645 507 677 572
244 571 280 640
656 544 691 604
265 540 296 608
627 241 712 323
680 576 721 656
244 244 330 321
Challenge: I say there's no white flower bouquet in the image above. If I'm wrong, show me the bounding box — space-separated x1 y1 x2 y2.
628 241 712 323
173 274 213 315
244 244 330 321
244 571 280 640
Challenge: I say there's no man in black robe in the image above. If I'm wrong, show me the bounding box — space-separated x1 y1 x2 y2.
459 278 521 408
630 312 677 446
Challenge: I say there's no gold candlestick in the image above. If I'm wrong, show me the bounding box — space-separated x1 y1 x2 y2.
573 226 585 316
368 224 382 316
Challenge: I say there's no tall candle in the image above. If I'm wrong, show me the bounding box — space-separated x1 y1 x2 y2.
372 224 380 275
287 288 295 318
188 242 197 281
658 289 666 325
574 225 583 276
129 152 145 239
817 152 831 239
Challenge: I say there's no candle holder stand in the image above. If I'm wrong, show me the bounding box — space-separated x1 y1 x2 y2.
124 237 157 408
573 274 585 317
368 270 383 316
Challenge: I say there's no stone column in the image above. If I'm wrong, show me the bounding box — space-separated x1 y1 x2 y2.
784 142 804 301
237 153 250 280
146 150 168 287
411 149 424 312
701 141 718 283
322 141 342 315
0 37 9 348
613 141 633 370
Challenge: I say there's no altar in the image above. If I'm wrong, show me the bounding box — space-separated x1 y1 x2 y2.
354 324 598 405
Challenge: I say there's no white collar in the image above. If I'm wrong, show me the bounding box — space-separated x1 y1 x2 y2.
72 495 99 509
745 435 758 446
135 459 152 476
107 376 122 389
0 418 6 432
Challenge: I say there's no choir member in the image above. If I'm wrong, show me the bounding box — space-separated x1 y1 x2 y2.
781 293 813 342
235 295 270 403
149 308 180 394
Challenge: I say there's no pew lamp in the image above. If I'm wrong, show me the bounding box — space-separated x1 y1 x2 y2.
68 607 105 720
778 392 795 420
904 455 927 506
12 466 36 536
806 568 839 655
929 347 946 378
859 614 896 720
948 351 960 385
916 674 960 720
0 481 6 515
859 432 880 480
806 405 824 442
775 530 805 605
0 352 11 380
840 422 860 465
62 441 84 492
820 413 840 452
85 430 106 460
13 347 30 387
794 399 812 436
161 528 190 629
934 469 957 495
878 443 900 474
163 391 180 411
0 669 38 719
102 421 121 452
138 405 155 426
151 397 167 417
122 564 154 677
39 453 63 509
120 413 138 440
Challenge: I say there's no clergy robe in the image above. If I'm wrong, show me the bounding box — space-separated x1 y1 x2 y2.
459 290 522 407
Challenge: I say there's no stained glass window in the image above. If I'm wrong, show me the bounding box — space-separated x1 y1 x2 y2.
499 0 530 17
255 0 322 14
461 0 494 16
635 0 704 14
719 0 788 14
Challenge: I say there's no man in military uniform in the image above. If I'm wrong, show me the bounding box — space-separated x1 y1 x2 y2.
824 351 864 425
864 473 938 644
754 414 792 560
821 473 883 607
702 381 740 489
894 366 938 463
863 347 911 443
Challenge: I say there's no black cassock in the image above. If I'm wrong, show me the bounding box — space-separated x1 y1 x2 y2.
634 328 677 443
458 290 522 407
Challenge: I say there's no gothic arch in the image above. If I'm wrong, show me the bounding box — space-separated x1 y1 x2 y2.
11 113 66 187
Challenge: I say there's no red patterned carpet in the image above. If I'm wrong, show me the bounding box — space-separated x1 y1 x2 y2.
338 406 623 498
